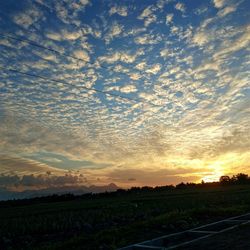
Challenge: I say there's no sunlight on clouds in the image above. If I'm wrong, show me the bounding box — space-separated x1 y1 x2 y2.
166 14 174 24
192 31 209 46
99 51 139 64
104 22 124 44
145 64 162 75
175 3 185 13
138 5 157 27
135 61 147 70
62 29 82 40
160 49 170 57
134 34 162 45
0 0 249 189
213 25 250 59
120 85 137 93
213 0 226 9
218 5 237 17
46 29 82 41
73 50 90 62
109 5 128 17
129 73 141 81
0 155 65 176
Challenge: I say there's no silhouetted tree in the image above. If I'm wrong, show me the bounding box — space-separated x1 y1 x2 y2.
176 182 186 189
233 173 249 184
141 186 154 192
219 176 231 185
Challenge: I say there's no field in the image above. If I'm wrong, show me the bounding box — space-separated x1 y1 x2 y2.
180 223 250 250
1 185 250 250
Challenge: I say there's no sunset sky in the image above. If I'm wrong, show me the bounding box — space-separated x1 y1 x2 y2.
0 0 249 196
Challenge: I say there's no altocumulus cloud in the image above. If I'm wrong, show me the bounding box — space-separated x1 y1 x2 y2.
0 0 249 189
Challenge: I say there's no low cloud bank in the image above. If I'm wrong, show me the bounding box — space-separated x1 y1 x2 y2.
0 173 119 200
0 173 86 189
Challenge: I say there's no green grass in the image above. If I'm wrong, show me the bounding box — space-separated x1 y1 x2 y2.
1 185 250 249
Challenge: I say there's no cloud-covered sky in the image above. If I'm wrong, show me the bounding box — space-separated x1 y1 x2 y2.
0 0 249 194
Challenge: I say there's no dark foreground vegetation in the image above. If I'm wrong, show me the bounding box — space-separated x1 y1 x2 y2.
1 173 250 250
180 223 250 250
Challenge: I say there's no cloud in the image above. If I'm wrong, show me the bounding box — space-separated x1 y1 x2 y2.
213 25 250 58
191 10 242 47
38 157 62 163
129 73 141 81
12 5 43 29
45 32 62 41
0 37 10 47
218 5 237 17
192 31 210 46
81 24 102 39
135 61 147 70
0 175 19 187
75 0 90 8
106 167 205 187
194 60 220 74
46 29 82 41
145 64 162 75
166 14 174 24
24 151 111 170
1 0 249 190
0 173 86 190
54 2 69 24
109 5 128 16
213 0 226 8
175 2 186 13
98 51 139 64
54 1 90 26
137 5 157 27
123 27 147 37
120 85 137 93
104 22 124 43
0 155 65 175
32 50 58 63
128 178 136 181
134 34 162 45
170 25 180 34
160 48 171 58
0 115 94 163
73 50 90 62
195 6 209 15
214 129 250 155
62 30 82 40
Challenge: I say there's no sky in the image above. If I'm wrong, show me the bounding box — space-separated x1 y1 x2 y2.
0 0 249 196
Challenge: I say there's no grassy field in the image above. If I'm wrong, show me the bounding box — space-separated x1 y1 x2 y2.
1 185 250 250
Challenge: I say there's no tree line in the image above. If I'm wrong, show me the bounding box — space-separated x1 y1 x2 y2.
0 173 249 206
